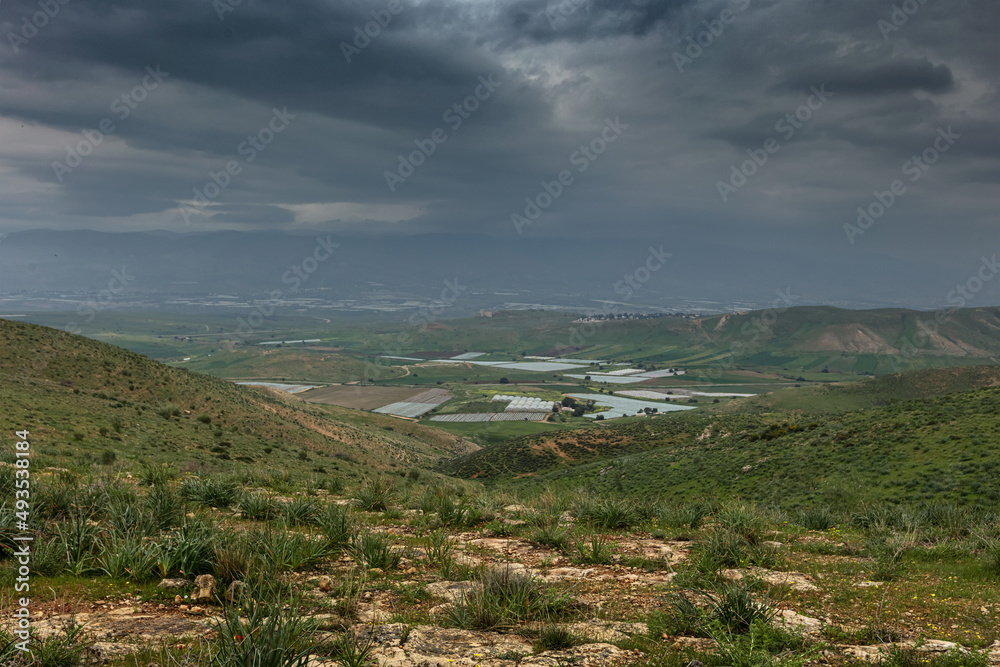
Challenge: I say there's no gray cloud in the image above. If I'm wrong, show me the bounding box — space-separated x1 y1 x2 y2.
0 0 995 296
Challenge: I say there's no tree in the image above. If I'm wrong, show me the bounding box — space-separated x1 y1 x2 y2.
499 377 509 384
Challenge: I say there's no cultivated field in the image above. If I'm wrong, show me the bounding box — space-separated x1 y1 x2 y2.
300 385 429 410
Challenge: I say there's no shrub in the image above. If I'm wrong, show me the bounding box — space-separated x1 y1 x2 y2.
159 518 217 578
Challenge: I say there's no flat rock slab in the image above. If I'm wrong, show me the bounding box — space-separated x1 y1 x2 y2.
426 580 478 603
776 609 823 635
723 567 819 592
8 611 210 642
565 621 649 643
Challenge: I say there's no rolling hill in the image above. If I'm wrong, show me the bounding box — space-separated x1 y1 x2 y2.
0 318 470 481
444 366 1000 510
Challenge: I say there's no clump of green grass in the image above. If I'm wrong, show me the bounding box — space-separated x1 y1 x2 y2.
353 477 395 512
239 492 279 521
572 533 615 565
319 503 356 550
444 566 569 630
211 587 320 667
529 515 571 552
181 475 240 509
573 495 644 530
715 503 769 545
797 505 835 531
280 496 320 526
348 532 401 570
694 529 779 572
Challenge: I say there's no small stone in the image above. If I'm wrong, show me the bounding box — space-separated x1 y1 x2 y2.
179 605 189 611
188 606 204 614
157 578 190 590
317 576 333 592
174 595 182 604
193 574 217 603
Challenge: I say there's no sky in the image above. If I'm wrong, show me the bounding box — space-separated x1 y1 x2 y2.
0 0 997 273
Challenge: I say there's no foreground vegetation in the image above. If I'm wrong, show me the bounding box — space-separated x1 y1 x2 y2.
1 467 998 666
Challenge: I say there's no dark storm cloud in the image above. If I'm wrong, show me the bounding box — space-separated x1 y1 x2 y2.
0 0 995 290
778 59 954 96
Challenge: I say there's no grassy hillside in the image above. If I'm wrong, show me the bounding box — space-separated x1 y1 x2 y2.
445 367 1000 511
0 319 467 482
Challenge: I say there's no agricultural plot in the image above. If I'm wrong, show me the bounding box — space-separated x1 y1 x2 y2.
234 381 317 393
492 394 557 411
429 411 550 422
568 393 695 419
616 389 755 399
373 387 452 418
299 385 430 410
564 374 649 384
450 351 486 360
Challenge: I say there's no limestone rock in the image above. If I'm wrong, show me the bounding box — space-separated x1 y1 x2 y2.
193 574 217 603
317 576 334 592
156 578 190 590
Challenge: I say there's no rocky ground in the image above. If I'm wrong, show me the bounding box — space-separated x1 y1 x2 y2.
3 500 1000 666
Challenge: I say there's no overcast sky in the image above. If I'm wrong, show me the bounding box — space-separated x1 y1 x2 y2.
0 0 997 272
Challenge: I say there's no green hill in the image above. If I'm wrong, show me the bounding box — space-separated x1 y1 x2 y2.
445 366 1000 510
0 319 467 481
